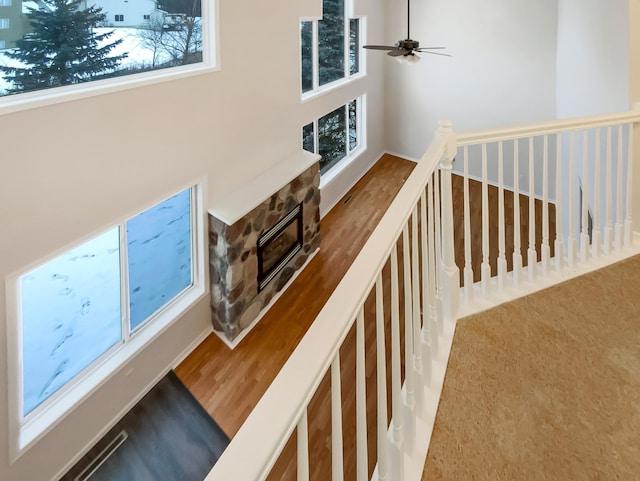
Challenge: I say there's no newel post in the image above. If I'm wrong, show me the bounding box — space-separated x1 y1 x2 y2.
436 120 460 322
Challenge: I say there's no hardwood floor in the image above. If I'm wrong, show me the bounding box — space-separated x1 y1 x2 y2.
176 156 558 480
61 372 229 481
175 154 416 440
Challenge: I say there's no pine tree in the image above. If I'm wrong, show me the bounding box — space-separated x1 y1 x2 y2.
0 0 127 94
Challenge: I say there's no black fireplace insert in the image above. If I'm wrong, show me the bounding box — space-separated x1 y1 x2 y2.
257 203 303 292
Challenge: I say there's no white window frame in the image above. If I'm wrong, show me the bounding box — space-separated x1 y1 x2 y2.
0 0 220 116
300 1 365 100
303 95 366 185
0 18 9 29
5 180 208 462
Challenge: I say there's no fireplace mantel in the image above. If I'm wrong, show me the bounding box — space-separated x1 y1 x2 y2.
208 151 321 345
209 150 320 226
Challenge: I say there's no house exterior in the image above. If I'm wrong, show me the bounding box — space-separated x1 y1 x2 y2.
0 0 26 49
88 0 158 27
0 1 638 481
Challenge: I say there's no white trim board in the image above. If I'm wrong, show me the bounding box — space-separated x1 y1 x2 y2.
209 150 320 226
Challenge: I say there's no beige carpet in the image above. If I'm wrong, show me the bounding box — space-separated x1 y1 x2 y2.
422 255 640 481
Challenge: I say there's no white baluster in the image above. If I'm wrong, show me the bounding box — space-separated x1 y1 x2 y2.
580 130 590 264
605 126 613 255
402 223 415 452
355 308 368 481
625 123 634 247
616 125 624 251
390 245 404 450
434 170 443 333
568 131 577 267
555 133 565 271
411 207 423 414
528 137 537 281
481 144 491 294
420 191 432 384
463 146 474 301
297 409 310 481
331 354 344 481
375 275 390 481
542 135 550 275
426 177 439 355
592 129 602 258
498 141 507 290
513 139 523 286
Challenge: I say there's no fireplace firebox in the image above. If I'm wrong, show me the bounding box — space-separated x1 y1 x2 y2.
257 203 303 292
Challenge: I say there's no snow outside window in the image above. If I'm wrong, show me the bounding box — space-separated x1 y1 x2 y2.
300 0 362 95
17 187 195 418
0 0 209 101
303 97 364 176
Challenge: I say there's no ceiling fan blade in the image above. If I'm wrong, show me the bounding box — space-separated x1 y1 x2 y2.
363 45 396 50
420 50 452 57
387 49 408 57
415 47 447 50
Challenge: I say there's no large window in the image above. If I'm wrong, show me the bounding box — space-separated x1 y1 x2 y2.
301 0 361 94
11 186 200 444
0 0 208 99
303 97 363 175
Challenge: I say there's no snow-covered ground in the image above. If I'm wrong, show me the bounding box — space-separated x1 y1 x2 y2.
0 26 195 94
20 189 192 416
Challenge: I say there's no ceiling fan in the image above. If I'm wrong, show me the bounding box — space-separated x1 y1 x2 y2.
363 0 450 63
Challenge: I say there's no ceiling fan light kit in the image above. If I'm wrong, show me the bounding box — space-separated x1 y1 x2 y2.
363 0 450 62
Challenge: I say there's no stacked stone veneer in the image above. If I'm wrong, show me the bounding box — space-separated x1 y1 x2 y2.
209 164 321 341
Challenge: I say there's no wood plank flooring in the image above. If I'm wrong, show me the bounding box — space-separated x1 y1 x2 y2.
175 154 416 440
60 372 229 481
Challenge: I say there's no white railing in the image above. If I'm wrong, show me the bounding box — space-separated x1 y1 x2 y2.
205 108 640 481
456 106 640 309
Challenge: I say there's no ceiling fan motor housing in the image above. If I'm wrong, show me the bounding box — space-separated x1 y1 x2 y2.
396 39 419 50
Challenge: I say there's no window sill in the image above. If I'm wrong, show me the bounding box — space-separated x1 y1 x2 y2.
10 282 207 463
301 72 365 104
0 61 218 116
319 144 366 189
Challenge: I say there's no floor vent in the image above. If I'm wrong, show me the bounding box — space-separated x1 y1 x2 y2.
74 430 128 481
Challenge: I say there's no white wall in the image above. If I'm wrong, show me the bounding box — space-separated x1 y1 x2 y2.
383 0 559 161
556 0 630 241
556 0 630 118
0 1 386 480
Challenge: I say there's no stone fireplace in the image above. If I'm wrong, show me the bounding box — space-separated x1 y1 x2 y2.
208 151 320 344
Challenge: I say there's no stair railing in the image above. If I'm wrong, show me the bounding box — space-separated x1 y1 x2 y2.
206 123 459 481
205 107 640 481
455 106 640 310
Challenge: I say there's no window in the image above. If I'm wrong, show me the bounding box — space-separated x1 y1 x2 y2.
301 0 361 94
0 40 5 49
9 185 203 452
0 0 12 6
303 97 363 175
0 0 209 101
143 14 151 20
